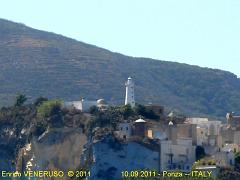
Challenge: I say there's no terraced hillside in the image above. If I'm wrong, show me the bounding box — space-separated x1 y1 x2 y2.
1 18 240 119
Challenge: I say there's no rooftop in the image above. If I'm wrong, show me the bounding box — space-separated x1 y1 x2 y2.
135 118 146 123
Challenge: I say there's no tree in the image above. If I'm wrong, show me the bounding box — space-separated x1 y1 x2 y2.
34 97 48 106
134 104 159 120
235 152 240 170
89 105 99 115
14 94 27 107
134 104 146 116
120 104 134 119
37 100 63 127
235 152 240 162
217 168 240 180
37 100 62 118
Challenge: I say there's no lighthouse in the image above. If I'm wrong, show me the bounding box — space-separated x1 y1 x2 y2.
125 77 135 107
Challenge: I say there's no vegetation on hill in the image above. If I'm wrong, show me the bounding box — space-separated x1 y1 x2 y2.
235 152 240 171
0 96 90 160
1 19 240 119
217 167 240 180
89 104 161 132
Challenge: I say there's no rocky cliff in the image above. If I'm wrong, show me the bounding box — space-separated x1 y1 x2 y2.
15 128 87 180
10 131 160 180
89 135 159 180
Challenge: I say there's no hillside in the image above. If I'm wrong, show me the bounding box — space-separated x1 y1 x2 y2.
1 18 240 119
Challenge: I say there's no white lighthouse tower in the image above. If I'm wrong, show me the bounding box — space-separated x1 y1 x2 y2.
125 77 135 107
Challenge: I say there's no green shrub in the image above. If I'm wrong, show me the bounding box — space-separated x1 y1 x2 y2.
37 100 62 118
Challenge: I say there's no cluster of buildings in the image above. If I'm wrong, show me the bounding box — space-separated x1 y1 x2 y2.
116 112 239 173
64 77 240 173
64 98 108 112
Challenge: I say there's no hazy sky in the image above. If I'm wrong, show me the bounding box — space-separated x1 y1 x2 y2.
1 0 240 76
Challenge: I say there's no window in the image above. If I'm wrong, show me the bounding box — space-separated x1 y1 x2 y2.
126 127 128 131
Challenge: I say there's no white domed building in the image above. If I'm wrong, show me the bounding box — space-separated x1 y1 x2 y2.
97 99 108 111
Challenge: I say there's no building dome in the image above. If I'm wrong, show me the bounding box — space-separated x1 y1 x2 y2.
97 99 107 105
135 118 146 123
168 111 174 118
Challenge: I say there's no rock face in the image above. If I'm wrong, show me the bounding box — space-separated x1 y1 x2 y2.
2 126 160 180
0 151 15 173
16 128 87 180
0 125 22 173
89 136 159 180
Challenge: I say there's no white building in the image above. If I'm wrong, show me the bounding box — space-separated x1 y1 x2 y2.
233 131 240 144
185 118 209 124
117 121 132 140
185 118 222 146
222 143 240 153
96 99 108 111
196 126 208 146
219 128 240 146
125 77 135 107
64 99 98 112
214 148 235 167
160 138 196 172
226 112 240 129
